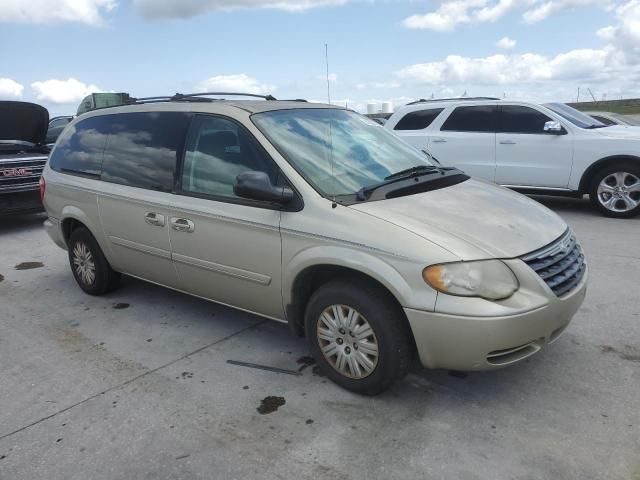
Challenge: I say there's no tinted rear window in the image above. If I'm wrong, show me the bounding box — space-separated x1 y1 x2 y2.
49 116 110 177
394 108 443 131
101 112 191 192
440 105 496 132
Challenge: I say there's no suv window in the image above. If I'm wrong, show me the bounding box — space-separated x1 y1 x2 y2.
498 105 553 134
181 115 279 200
440 105 496 132
101 112 191 192
394 108 443 131
46 117 72 144
49 115 110 177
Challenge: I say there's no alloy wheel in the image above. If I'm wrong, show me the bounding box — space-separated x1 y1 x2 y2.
597 171 640 213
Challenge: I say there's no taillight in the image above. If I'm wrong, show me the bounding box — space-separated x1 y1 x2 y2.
39 176 46 203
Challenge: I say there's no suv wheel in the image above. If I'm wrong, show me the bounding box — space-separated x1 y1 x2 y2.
590 164 640 218
304 280 412 395
68 227 121 295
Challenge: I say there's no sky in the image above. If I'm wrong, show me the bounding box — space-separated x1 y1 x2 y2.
1 0 639 117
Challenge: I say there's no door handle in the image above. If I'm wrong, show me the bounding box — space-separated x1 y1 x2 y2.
432 138 447 143
500 140 516 145
144 212 165 227
170 217 195 233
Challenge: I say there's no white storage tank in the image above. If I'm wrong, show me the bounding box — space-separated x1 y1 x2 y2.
366 103 377 114
382 101 393 114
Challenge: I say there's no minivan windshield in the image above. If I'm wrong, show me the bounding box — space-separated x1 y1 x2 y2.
252 108 437 197
544 103 607 129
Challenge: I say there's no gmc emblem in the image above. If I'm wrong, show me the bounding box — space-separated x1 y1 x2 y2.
0 167 33 177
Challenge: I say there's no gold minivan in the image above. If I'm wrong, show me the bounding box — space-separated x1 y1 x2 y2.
42 94 587 394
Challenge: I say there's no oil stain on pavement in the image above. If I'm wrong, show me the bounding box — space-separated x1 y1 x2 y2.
257 396 285 415
15 262 44 270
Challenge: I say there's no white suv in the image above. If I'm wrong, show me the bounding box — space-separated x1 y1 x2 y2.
385 98 640 218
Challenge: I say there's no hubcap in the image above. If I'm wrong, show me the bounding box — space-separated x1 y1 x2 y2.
316 305 379 379
73 242 96 286
597 172 640 213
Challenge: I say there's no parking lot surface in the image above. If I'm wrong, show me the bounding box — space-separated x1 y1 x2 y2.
1 197 639 480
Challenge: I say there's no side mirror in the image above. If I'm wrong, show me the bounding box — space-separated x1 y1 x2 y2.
234 171 293 204
543 121 563 134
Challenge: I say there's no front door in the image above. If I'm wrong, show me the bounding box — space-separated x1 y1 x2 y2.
494 105 573 188
169 114 285 319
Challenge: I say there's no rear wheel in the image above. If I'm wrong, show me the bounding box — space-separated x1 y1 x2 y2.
68 227 121 295
304 280 412 395
589 164 640 218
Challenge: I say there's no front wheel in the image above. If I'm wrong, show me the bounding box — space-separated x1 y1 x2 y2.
304 280 412 395
589 165 640 218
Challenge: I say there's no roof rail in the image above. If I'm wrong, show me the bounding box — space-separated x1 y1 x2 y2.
406 97 501 105
125 92 280 106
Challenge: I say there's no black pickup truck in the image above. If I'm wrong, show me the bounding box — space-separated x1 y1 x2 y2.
0 101 50 216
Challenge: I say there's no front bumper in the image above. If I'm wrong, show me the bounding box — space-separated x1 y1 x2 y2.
405 266 588 371
0 188 43 216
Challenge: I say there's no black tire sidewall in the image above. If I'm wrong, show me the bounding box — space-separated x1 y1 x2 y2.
68 228 114 295
304 280 410 395
590 164 640 218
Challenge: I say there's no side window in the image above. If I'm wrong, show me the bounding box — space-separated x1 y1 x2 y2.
590 115 615 126
49 116 110 177
440 105 496 132
181 115 279 200
394 108 444 131
498 105 554 134
101 112 191 192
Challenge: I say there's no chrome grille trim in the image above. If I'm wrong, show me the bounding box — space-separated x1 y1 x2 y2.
522 229 586 297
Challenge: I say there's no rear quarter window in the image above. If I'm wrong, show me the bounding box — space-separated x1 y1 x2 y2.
49 115 110 177
394 108 444 131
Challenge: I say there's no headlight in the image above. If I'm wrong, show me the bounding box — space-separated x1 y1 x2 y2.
423 260 518 300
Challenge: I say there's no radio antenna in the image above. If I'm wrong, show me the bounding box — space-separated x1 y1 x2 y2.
325 43 331 104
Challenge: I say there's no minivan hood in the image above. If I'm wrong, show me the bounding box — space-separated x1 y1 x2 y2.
0 101 49 145
350 179 567 260
595 125 640 139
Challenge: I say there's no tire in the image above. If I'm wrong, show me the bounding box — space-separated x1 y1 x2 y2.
589 163 640 218
68 227 121 295
304 279 412 395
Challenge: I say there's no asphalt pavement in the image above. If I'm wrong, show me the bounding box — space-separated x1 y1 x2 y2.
0 197 638 480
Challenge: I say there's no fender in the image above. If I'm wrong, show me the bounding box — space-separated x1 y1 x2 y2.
60 205 121 270
284 244 437 313
578 155 640 193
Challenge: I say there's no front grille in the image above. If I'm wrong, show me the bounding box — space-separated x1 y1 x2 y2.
0 156 47 192
522 230 586 297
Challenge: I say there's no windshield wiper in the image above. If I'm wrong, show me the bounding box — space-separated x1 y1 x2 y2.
384 164 440 181
356 166 441 201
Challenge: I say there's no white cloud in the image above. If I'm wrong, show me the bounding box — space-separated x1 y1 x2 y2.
395 47 623 87
0 0 116 26
595 0 640 61
496 36 517 49
403 0 607 31
31 78 103 104
133 0 348 19
195 74 275 95
0 78 24 99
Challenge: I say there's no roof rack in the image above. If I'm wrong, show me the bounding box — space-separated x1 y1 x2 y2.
129 92 279 105
406 97 501 105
